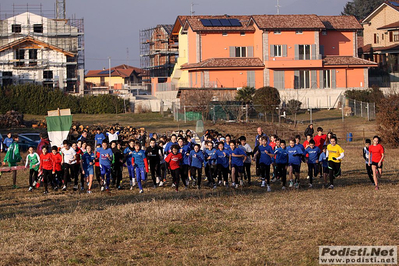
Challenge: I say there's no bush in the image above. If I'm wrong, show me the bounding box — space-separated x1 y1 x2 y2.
0 84 125 115
344 86 385 105
253 86 280 114
377 94 399 147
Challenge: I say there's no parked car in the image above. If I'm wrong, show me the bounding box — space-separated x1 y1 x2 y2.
19 133 41 144
17 135 38 152
2 134 40 152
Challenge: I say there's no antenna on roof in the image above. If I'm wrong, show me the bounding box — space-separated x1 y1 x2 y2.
191 2 198 16
276 0 281 15
126 47 129 64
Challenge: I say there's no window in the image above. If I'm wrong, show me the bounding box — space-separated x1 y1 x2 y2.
298 45 311 60
29 49 38 66
240 32 245 36
100 77 105 86
323 70 331 88
322 30 327 36
274 45 282 57
43 70 53 79
222 32 228 36
274 30 281 34
235 46 247 57
33 24 43 33
374 33 379 44
299 70 310 89
12 24 21 33
394 31 399 42
2 72 13 86
15 49 25 66
296 30 303 34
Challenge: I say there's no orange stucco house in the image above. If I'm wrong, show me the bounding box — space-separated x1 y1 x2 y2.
168 14 377 92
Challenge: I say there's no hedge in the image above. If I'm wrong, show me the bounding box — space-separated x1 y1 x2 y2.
0 84 125 115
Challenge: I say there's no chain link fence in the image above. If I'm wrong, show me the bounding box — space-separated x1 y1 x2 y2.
173 98 376 123
344 96 376 121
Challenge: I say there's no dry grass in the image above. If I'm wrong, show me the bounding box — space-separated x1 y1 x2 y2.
1 111 398 265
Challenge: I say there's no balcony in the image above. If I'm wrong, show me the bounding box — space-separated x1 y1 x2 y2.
265 55 323 69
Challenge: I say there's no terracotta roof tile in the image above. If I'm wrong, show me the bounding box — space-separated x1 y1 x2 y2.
323 56 377 66
251 14 325 30
377 20 399 29
185 15 254 32
360 43 399 53
319 16 362 30
181 58 264 69
86 65 144 78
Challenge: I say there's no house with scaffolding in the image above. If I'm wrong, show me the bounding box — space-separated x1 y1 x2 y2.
0 4 84 93
140 24 178 85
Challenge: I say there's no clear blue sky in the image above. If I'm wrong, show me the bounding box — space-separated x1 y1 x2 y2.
1 0 349 71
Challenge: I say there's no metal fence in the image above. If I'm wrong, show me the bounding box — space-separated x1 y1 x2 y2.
173 98 376 123
344 97 376 121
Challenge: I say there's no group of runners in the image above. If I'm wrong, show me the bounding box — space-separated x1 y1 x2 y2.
0 124 385 194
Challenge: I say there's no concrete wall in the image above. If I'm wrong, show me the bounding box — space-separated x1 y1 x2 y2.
279 88 348 109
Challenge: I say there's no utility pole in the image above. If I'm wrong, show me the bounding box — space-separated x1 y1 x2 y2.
108 57 111 92
191 2 198 16
56 0 66 19
276 0 281 15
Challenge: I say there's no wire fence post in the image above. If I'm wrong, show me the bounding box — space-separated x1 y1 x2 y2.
245 104 249 123
360 101 363 118
184 105 187 123
341 95 345 123
354 99 356 115
367 102 370 121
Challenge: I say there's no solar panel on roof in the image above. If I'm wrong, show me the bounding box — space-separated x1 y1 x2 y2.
229 19 242 27
209 19 222 26
200 19 213 27
219 19 232 26
99 70 115 75
390 1 399 6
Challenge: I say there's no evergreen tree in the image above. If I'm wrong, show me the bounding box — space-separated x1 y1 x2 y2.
341 0 384 20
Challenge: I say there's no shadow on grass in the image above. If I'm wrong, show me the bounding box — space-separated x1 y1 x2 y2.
0 174 397 220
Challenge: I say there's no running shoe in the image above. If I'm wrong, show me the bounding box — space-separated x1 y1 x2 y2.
171 183 176 188
309 183 313 188
267 185 271 192
43 190 48 195
289 180 293 188
328 184 334 189
62 185 67 191
73 185 78 191
261 180 266 187
235 183 239 189
28 186 33 192
87 190 92 194
240 180 244 186
159 181 164 187
101 186 105 192
294 182 299 189
139 189 144 194
32 181 37 187
130 186 133 190
232 182 236 188
271 177 277 183
282 186 286 190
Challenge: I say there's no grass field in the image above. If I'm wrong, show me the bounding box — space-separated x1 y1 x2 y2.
1 111 398 265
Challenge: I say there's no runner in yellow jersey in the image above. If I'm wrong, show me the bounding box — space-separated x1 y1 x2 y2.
326 136 344 189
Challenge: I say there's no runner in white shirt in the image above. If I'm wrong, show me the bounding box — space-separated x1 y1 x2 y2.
106 128 119 143
61 140 76 191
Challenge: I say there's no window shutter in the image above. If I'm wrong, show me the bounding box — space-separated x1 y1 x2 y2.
311 44 317 60
320 45 324 57
311 70 317 88
295 45 299 60
247 46 254 57
247 71 255 88
374 34 377 44
294 70 299 89
331 69 336 88
319 70 324 89
390 32 393 42
270 45 275 57
229 46 235 57
274 70 285 89
201 71 204 87
189 72 193 87
283 45 287 57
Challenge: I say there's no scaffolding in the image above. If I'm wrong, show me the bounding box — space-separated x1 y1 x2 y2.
0 3 84 92
140 25 178 83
